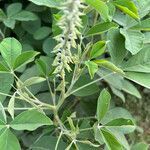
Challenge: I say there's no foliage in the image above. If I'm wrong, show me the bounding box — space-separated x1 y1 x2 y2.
0 0 149 149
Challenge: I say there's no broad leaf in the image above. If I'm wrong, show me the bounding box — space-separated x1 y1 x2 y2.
122 45 150 73
97 89 111 122
22 19 41 34
0 38 22 68
120 28 144 55
85 61 98 79
3 18 15 29
101 107 134 125
0 9 6 21
43 37 57 56
33 26 51 40
36 59 47 76
90 41 106 59
10 109 53 131
125 72 150 89
97 69 123 90
110 86 125 102
30 135 67 150
13 51 40 70
85 0 110 21
107 28 126 65
106 128 130 150
0 73 14 102
100 128 123 150
0 102 7 124
131 142 149 150
136 0 150 18
72 75 99 97
131 18 150 31
0 128 21 150
28 0 61 8
86 22 118 36
7 3 22 17
94 59 124 75
144 32 150 44
0 62 9 73
13 11 38 21
122 80 141 99
105 118 136 134
114 0 139 19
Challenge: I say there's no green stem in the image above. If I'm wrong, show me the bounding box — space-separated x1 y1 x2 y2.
55 131 63 150
12 72 55 111
0 92 14 98
56 71 66 110
79 127 93 132
46 77 55 105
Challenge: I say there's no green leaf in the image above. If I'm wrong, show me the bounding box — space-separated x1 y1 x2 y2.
97 89 111 122
8 93 16 119
125 72 150 89
131 18 150 31
110 86 125 102
105 118 136 134
0 9 6 21
114 0 139 19
101 107 134 125
85 61 98 79
0 102 7 124
136 0 150 18
30 135 67 150
105 128 130 150
100 128 123 150
0 62 9 73
122 80 141 99
33 26 51 40
13 11 38 21
86 22 118 36
22 19 41 34
28 0 61 8
94 123 104 145
0 73 14 102
144 32 150 44
122 45 150 73
90 41 106 59
36 59 47 76
131 142 149 150
3 18 16 29
0 38 22 68
19 65 44 95
107 28 126 65
72 75 99 97
85 0 110 21
13 51 40 70
23 77 46 87
0 128 21 150
43 37 57 56
7 3 22 17
97 69 123 90
10 109 53 131
120 28 144 55
94 59 125 75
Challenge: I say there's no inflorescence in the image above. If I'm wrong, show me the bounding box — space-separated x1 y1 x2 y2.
52 0 84 78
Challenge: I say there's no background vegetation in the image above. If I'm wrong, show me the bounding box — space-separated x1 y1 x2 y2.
0 0 149 149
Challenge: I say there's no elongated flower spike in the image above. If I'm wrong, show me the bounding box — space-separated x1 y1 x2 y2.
52 0 84 78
